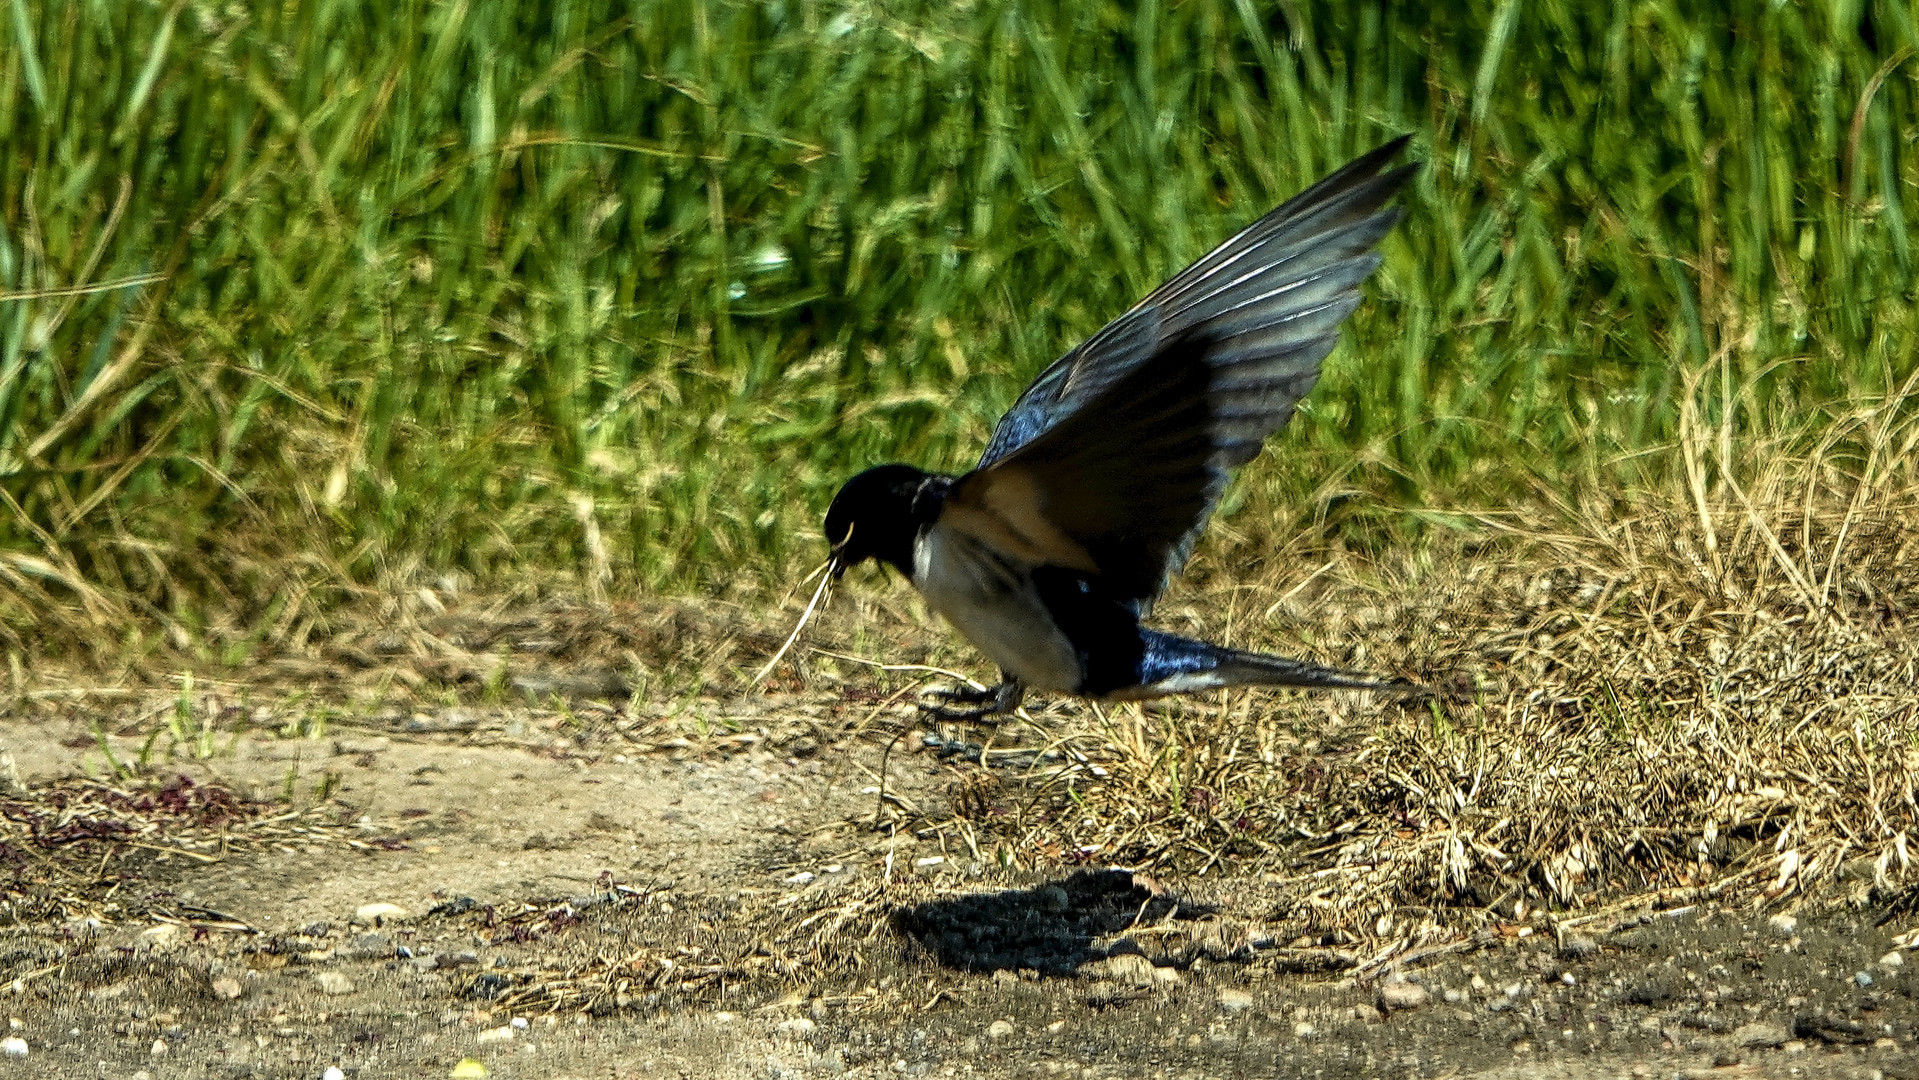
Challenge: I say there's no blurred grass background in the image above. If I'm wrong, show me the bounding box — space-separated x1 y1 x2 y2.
1 0 1916 658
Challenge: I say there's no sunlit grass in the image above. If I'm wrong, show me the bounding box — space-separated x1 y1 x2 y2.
1 1 1915 658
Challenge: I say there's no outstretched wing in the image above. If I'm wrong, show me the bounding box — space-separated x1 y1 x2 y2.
953 138 1414 607
977 135 1414 469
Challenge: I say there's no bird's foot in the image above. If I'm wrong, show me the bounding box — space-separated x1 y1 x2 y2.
917 681 1023 722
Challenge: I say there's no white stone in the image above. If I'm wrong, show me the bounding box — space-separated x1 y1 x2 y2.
353 902 409 925
1378 978 1430 1011
139 924 183 951
323 1068 346 1080
0 1037 24 1057
314 972 355 996
476 1025 514 1044
986 1019 1015 1039
1767 913 1798 937
1881 950 1906 970
1216 988 1254 1013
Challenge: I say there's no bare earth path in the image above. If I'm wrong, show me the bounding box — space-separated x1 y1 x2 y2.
0 705 1913 1080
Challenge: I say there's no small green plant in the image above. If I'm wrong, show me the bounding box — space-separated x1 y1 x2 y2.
88 717 132 781
163 672 220 759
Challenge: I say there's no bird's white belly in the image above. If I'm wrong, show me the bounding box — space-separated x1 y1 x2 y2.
912 523 1083 692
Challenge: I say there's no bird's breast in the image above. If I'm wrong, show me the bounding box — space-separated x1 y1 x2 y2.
911 523 1084 693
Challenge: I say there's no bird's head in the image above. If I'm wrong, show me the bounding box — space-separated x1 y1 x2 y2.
824 463 940 580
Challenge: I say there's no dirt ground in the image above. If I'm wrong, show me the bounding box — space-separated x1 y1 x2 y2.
0 696 1913 1080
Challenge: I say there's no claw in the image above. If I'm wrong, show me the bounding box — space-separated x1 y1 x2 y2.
917 680 1024 721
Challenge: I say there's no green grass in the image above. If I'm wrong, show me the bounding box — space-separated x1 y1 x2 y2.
2 0 1917 653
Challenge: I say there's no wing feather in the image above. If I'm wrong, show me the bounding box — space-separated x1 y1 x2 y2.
977 137 1415 470
962 138 1415 604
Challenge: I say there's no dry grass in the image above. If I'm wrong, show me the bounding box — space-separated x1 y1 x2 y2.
869 369 1919 940
0 773 371 930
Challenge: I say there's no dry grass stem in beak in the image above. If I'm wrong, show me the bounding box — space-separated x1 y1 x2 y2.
751 558 837 688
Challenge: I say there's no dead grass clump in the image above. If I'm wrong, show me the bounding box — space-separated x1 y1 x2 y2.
924 373 1919 936
0 773 361 928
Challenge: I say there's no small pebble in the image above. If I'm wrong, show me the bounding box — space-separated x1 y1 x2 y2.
323 1068 346 1080
450 1060 487 1079
1378 978 1430 1012
986 1019 1015 1039
510 1017 528 1030
783 872 815 885
777 1018 815 1035
1881 950 1905 970
0 1037 24 1057
353 902 408 925
151 1038 168 1057
1292 1021 1317 1038
1085 954 1160 988
1767 914 1797 937
477 1025 514 1044
349 932 393 958
314 972 355 996
1442 987 1469 1004
1216 988 1254 1014
211 976 244 1000
140 924 183 951
1734 1022 1789 1049
1853 971 1874 987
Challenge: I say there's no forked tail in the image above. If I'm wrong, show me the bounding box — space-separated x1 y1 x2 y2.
1121 629 1427 699
1209 646 1419 694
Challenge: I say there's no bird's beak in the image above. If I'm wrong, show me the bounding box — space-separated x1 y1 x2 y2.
828 523 853 580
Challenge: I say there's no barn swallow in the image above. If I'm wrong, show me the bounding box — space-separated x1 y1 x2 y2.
824 137 1420 716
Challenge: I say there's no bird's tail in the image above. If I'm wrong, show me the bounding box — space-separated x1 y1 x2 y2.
1123 629 1426 699
1208 647 1421 694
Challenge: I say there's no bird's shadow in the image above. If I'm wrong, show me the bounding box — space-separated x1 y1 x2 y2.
891 868 1213 975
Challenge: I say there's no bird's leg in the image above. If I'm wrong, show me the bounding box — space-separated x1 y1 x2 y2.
919 673 1024 721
